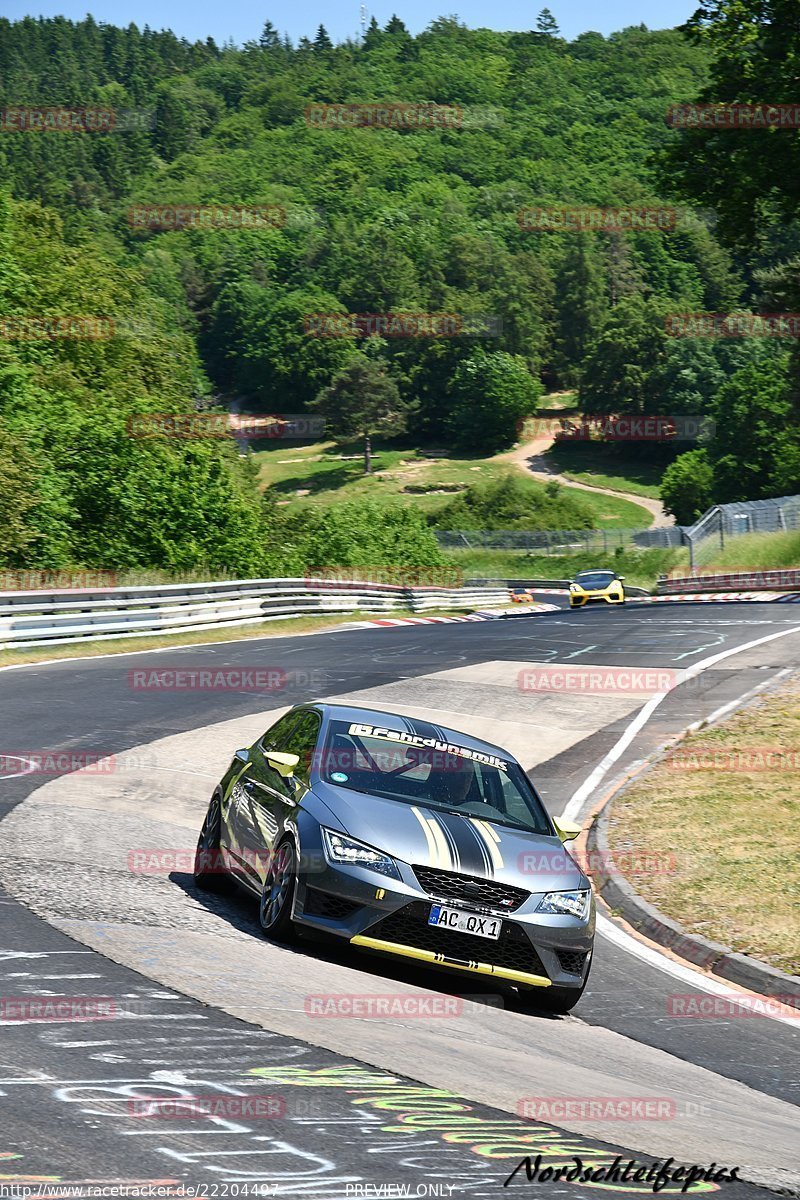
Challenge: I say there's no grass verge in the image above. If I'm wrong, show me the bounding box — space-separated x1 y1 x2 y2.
449 547 686 590
253 439 655 527
700 530 800 573
547 440 668 500
607 676 800 975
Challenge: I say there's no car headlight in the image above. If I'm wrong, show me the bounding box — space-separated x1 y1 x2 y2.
569 584 581 592
321 828 401 879
537 890 590 919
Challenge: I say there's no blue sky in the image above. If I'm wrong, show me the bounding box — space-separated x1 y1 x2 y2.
5 0 698 48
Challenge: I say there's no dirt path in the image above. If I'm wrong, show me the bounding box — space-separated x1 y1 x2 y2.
501 433 674 529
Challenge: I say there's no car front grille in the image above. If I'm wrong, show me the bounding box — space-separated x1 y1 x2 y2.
368 901 548 977
303 888 361 920
412 864 529 912
556 949 587 976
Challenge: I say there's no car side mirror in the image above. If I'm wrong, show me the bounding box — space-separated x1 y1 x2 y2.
618 576 626 581
234 748 249 765
265 751 299 779
554 818 581 843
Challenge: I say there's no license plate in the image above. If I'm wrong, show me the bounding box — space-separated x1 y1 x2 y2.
428 904 502 940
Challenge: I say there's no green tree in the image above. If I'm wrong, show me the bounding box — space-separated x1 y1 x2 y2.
435 470 594 531
445 351 542 453
313 24 333 51
580 299 668 416
297 500 445 569
660 0 800 249
552 237 607 386
660 448 713 524
259 21 280 50
710 359 795 503
536 8 560 35
310 356 412 474
0 419 42 565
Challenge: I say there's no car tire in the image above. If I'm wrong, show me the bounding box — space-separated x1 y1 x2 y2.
194 793 230 893
517 961 591 1015
259 838 298 942
518 980 587 1015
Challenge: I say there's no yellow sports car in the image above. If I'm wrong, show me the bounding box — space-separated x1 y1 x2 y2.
569 569 625 608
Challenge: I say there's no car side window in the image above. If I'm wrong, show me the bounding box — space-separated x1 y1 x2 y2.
282 712 321 784
260 711 302 751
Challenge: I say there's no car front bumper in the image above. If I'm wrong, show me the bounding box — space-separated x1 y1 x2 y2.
569 590 624 607
293 850 595 991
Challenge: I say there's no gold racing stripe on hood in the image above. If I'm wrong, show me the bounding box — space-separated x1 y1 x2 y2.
470 818 504 870
411 806 452 869
411 805 440 867
427 813 455 869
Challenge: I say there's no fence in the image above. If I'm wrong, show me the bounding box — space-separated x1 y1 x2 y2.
683 495 800 570
0 578 511 649
435 528 684 554
437 493 800 567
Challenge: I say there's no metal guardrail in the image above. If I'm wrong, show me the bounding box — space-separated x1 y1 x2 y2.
658 569 800 594
0 577 513 648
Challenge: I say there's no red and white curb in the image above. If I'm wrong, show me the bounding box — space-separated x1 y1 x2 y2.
344 614 488 629
345 605 560 629
645 591 788 603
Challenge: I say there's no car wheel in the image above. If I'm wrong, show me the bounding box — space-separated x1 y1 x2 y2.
259 839 297 941
517 979 588 1015
517 960 591 1015
194 793 229 893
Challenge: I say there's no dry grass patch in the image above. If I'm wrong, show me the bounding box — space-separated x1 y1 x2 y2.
607 676 800 975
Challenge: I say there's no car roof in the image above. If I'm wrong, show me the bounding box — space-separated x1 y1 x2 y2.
304 702 515 761
576 568 615 577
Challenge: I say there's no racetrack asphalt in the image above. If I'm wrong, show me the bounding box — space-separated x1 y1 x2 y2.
0 600 798 1197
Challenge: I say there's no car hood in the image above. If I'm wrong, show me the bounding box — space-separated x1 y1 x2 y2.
310 780 585 892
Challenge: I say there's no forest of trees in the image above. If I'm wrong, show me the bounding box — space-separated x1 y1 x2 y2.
0 2 798 569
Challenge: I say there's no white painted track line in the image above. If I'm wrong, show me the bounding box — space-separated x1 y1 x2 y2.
562 622 800 1024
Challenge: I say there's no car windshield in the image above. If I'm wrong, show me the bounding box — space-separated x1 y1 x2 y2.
318 719 553 835
576 571 615 588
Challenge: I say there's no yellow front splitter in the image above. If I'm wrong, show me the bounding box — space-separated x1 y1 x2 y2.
350 934 551 988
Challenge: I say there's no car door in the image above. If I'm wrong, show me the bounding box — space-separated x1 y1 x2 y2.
229 711 303 889
236 710 321 891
